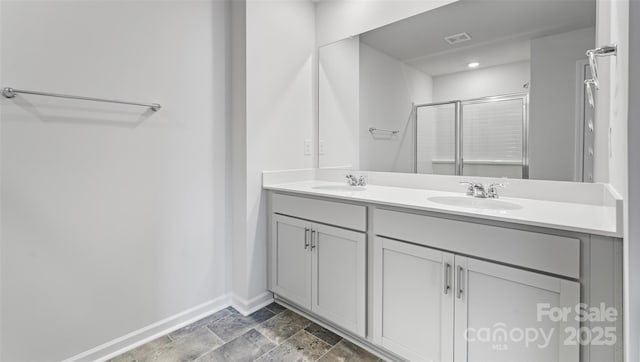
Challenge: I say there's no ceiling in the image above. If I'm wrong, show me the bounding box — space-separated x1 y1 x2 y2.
359 0 596 76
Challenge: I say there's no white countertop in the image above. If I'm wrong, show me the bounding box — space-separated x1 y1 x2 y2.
263 180 621 237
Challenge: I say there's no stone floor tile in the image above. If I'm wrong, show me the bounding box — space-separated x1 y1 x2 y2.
317 339 379 362
264 302 287 315
107 336 172 362
207 308 275 342
195 329 275 362
104 305 383 362
169 308 234 341
255 330 330 362
304 323 342 346
141 327 223 362
255 309 312 344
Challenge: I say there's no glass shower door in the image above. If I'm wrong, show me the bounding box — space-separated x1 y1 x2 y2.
461 96 528 179
415 102 458 175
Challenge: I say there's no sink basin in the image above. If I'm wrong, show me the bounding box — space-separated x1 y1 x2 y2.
312 184 367 192
428 196 522 211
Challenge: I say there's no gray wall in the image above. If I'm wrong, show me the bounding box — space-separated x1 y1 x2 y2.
239 0 316 308
318 37 360 169
0 1 230 360
627 1 639 361
432 61 530 102
359 43 432 173
529 27 595 181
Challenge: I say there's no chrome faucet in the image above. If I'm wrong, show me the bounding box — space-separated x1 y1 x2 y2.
346 174 367 187
460 182 505 199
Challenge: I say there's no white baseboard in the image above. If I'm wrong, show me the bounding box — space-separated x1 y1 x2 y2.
63 294 231 362
231 291 274 316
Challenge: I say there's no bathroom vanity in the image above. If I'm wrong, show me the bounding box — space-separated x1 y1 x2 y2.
263 170 623 362
276 0 626 360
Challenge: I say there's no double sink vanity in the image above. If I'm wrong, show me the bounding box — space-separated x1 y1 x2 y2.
264 0 624 360
263 169 623 362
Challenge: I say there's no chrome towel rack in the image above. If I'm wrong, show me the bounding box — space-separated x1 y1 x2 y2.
2 87 162 112
369 127 399 135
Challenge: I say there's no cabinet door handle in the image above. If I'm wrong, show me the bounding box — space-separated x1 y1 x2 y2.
310 229 317 250
444 263 451 295
304 228 310 250
457 266 464 299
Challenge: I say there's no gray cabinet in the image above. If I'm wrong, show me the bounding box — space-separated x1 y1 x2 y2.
268 193 620 362
454 256 580 362
373 237 454 362
312 223 366 336
271 214 312 309
271 213 366 336
374 236 580 362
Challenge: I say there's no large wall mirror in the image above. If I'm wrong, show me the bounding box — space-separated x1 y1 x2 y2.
318 0 596 182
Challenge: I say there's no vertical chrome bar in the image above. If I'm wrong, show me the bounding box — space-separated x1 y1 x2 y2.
586 49 600 90
585 79 596 108
457 266 464 299
304 228 310 250
444 263 451 295
522 94 530 179
413 102 418 173
310 229 317 250
583 63 595 182
455 101 463 176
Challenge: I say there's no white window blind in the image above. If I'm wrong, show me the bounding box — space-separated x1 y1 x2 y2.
462 99 524 164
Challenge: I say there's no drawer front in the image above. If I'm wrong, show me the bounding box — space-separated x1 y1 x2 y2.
272 193 366 231
374 209 580 279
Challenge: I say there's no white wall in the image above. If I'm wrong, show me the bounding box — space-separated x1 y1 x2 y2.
529 27 595 182
315 0 458 46
230 0 249 314
603 5 628 201
314 0 459 174
596 0 631 361
0 1 230 361
234 0 316 307
432 61 530 102
359 43 432 172
594 2 611 184
594 1 629 197
0 1 317 359
594 2 631 361
318 37 360 169
0 2 4 358
626 2 638 362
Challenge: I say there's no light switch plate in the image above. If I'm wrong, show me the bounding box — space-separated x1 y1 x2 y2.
319 140 326 155
304 139 312 155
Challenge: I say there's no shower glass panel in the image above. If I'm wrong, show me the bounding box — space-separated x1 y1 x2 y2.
416 102 457 175
461 96 527 179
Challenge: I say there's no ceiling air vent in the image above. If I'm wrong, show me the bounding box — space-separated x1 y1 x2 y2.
444 32 472 45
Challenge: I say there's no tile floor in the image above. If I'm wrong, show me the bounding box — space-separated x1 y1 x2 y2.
109 303 383 362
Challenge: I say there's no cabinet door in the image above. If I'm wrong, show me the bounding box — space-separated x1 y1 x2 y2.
271 214 312 309
373 237 455 362
454 256 580 362
311 223 366 336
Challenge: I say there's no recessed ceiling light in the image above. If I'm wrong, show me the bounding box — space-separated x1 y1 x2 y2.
468 62 480 68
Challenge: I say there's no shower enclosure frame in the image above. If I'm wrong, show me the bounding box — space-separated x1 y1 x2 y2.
414 93 529 179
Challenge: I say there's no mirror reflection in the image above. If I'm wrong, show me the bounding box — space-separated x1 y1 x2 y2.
318 0 596 182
